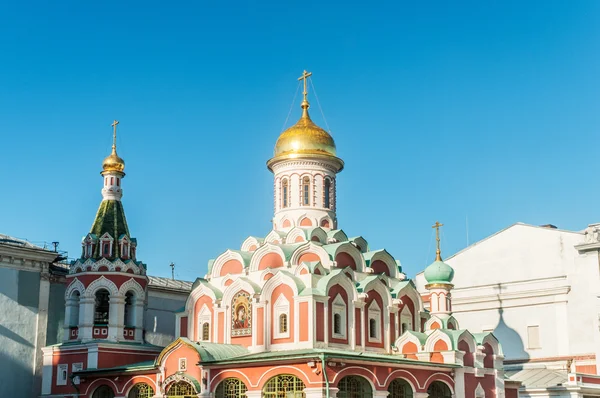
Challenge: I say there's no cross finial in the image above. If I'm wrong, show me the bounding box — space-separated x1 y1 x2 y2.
111 120 119 153
432 221 444 261
298 70 313 113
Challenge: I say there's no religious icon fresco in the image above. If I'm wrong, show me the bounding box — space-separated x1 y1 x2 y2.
231 291 252 336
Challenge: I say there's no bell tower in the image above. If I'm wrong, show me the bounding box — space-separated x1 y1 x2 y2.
64 121 148 344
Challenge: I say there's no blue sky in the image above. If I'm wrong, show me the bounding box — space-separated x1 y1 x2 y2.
1 1 599 281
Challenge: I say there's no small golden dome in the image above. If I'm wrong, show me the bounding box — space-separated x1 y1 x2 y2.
102 149 125 174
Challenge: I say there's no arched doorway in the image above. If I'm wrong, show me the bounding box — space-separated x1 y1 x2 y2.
128 383 154 398
427 381 452 398
92 385 115 398
388 379 413 398
215 378 248 398
167 381 196 398
262 374 306 397
337 375 373 398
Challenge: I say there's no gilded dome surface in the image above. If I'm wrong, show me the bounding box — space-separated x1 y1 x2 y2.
274 109 337 158
102 150 125 173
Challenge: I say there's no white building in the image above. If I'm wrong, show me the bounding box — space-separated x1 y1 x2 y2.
416 222 600 397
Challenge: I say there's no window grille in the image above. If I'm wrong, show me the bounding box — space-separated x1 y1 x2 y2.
427 381 452 398
337 375 373 398
282 179 289 208
388 379 413 398
324 178 331 208
333 313 342 335
202 322 210 341
94 289 110 325
279 313 288 334
369 318 377 338
303 177 310 205
215 378 248 398
128 383 154 398
166 381 195 397
262 374 306 397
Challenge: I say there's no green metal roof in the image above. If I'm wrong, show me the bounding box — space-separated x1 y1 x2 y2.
89 200 131 259
191 278 223 299
183 339 249 362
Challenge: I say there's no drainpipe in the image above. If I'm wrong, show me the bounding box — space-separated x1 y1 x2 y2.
320 353 330 398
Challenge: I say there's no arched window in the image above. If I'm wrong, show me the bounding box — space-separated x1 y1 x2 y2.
94 289 110 325
263 374 306 397
337 375 373 398
324 178 331 208
302 176 310 206
167 381 195 397
369 318 377 338
282 179 289 208
124 291 135 326
279 313 288 334
92 385 115 398
388 379 413 398
215 378 248 398
427 381 452 398
70 291 80 326
202 322 210 341
128 383 154 398
333 313 342 335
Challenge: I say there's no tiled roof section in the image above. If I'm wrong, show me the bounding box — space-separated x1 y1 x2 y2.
90 200 130 258
0 234 45 249
148 275 193 292
505 368 568 388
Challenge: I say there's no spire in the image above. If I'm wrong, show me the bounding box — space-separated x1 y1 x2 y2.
111 119 119 155
298 70 312 118
102 120 126 175
432 221 444 261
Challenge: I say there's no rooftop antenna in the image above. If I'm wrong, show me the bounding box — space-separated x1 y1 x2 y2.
52 241 59 252
170 262 175 280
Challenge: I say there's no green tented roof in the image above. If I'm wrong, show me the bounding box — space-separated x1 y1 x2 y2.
89 200 130 259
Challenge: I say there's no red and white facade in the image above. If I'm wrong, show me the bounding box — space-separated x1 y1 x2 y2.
42 79 522 398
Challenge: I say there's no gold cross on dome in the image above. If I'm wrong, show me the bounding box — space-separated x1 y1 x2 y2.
298 70 313 101
432 221 444 261
111 120 119 151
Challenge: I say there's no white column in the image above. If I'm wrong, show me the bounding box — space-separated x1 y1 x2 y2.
41 347 54 395
245 392 262 398
414 393 429 398
63 297 77 341
134 301 145 342
304 387 324 398
108 294 125 341
324 301 329 344
79 297 95 341
454 368 465 398
494 369 505 398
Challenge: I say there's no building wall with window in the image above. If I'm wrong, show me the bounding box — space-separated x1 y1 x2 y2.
0 237 64 398
416 222 600 377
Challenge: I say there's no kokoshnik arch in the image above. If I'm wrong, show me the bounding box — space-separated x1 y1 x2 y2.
41 72 521 398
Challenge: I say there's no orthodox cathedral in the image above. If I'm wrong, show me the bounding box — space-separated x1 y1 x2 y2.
41 72 521 398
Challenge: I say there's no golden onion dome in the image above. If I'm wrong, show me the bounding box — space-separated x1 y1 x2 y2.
102 148 125 174
268 101 343 171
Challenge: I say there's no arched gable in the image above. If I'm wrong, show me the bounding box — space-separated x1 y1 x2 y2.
241 236 263 252
425 315 444 331
424 329 454 352
294 261 327 277
260 271 303 300
317 270 359 302
394 332 424 354
265 230 285 244
222 277 261 307
298 216 315 227
456 330 477 353
480 333 503 356
212 250 248 278
327 242 364 272
290 242 331 267
185 281 221 313
83 276 118 297
286 227 307 244
318 216 332 229
118 278 145 298
309 227 328 244
327 229 348 243
361 277 392 308
349 237 369 253
65 278 85 299
365 249 397 278
250 244 286 272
